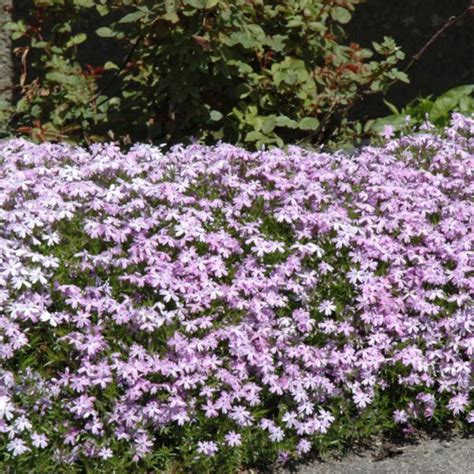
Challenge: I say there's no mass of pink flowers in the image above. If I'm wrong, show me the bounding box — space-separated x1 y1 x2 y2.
0 114 472 468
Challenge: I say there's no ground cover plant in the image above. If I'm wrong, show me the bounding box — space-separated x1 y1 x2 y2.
0 115 473 472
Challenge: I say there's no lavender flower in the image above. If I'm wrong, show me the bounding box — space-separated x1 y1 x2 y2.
197 441 218 457
7 438 30 456
224 431 242 447
31 432 49 448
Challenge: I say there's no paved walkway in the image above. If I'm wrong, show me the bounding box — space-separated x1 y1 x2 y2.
280 436 473 473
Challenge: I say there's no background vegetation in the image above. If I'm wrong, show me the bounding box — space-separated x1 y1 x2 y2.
348 0 474 120
0 0 408 147
1 0 473 148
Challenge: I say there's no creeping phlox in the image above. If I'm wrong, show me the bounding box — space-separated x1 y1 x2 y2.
0 114 473 468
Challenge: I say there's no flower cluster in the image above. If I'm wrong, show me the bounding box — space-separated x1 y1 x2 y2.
0 114 472 470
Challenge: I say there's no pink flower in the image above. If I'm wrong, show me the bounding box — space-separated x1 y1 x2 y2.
381 124 395 139
297 439 311 454
447 393 469 415
393 409 409 424
0 119 472 464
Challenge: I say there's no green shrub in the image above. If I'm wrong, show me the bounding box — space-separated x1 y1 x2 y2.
1 0 406 147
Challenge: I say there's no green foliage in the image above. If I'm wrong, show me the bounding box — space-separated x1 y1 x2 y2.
366 84 474 135
1 0 406 147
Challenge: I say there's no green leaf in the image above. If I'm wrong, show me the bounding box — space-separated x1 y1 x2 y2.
74 0 94 7
272 71 284 87
284 57 306 70
104 61 119 70
96 5 109 16
227 60 253 75
45 71 75 85
383 100 400 115
253 117 263 132
371 42 383 55
119 11 147 23
184 0 206 8
275 115 297 128
287 17 304 28
31 39 48 48
96 27 115 37
459 95 474 114
225 32 257 49
244 131 263 142
370 80 382 92
267 34 287 53
299 117 319 130
262 116 276 134
429 99 456 122
210 110 223 121
12 31 24 40
72 33 87 45
369 114 407 133
429 85 474 122
391 70 409 84
331 7 351 24
165 0 177 13
161 12 179 23
236 84 252 98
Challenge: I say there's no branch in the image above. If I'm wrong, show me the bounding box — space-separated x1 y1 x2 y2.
296 1 474 146
404 1 473 73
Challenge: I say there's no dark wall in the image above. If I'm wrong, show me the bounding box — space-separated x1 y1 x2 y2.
348 0 474 120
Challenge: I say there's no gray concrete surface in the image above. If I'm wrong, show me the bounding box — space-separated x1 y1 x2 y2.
280 436 473 474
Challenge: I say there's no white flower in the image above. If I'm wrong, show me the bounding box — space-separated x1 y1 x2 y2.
29 268 48 285
14 415 32 432
318 299 336 316
7 438 30 456
11 276 32 290
43 232 60 246
0 395 15 420
40 311 58 327
31 432 49 448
